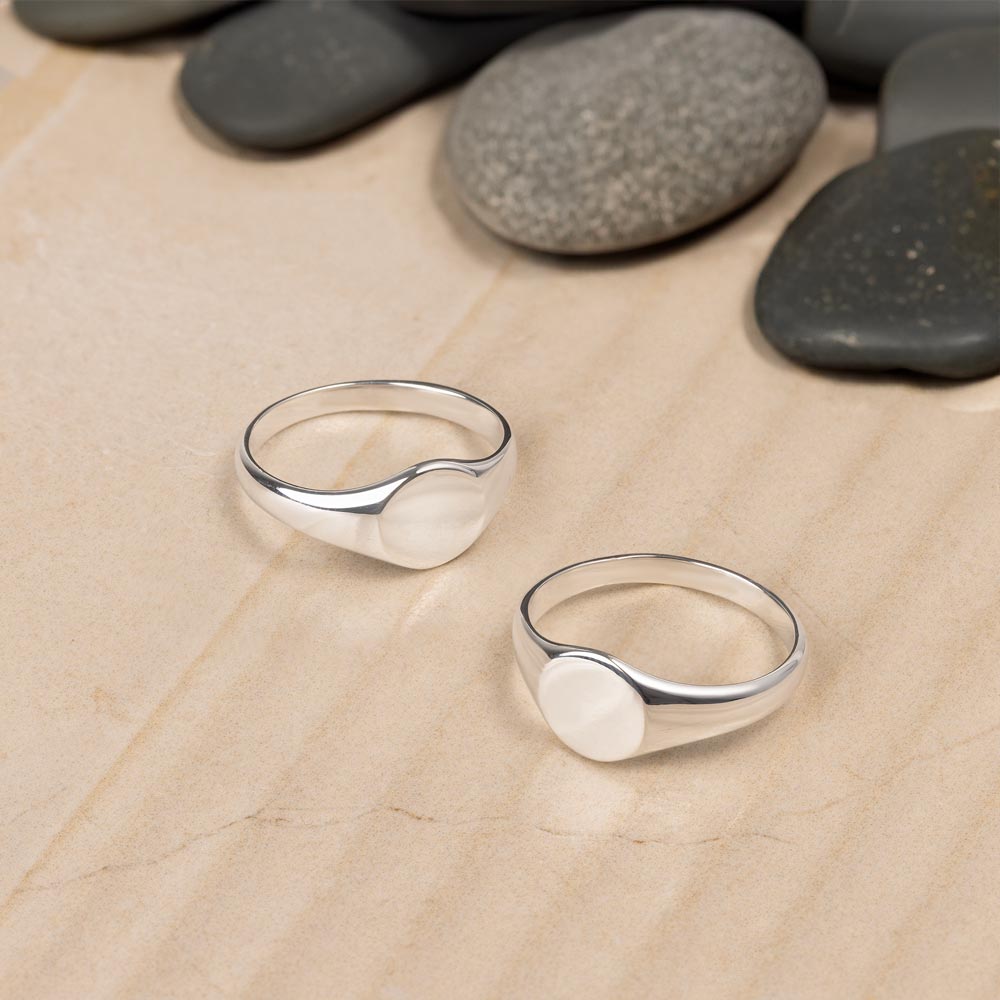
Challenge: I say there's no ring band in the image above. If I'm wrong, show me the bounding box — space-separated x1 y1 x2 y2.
236 380 516 569
513 554 807 761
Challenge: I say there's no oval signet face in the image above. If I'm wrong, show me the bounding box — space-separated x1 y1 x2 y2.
537 657 646 762
378 468 486 569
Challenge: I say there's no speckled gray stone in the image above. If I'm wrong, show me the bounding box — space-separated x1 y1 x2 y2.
755 130 1000 379
13 0 240 43
878 28 1000 152
445 8 826 254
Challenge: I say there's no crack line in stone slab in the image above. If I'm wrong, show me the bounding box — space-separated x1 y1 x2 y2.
16 803 737 894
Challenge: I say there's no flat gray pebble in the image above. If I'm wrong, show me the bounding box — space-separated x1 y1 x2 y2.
13 0 240 43
398 1 638 16
878 27 1000 152
805 0 998 87
181 0 552 151
445 8 826 254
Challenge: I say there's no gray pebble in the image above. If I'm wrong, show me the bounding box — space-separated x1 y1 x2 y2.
13 0 241 44
878 27 1000 152
398 1 641 16
445 8 826 254
805 0 999 87
181 0 553 151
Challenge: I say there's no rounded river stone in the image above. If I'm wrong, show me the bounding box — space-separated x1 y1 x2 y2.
755 130 1000 380
805 0 999 88
181 0 552 151
13 0 240 43
878 27 1000 152
445 8 826 254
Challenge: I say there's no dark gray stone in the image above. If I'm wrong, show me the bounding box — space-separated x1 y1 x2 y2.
401 0 805 32
13 0 241 43
805 0 999 87
755 130 1000 379
399 1 639 16
180 0 551 151
445 8 825 254
878 28 1000 152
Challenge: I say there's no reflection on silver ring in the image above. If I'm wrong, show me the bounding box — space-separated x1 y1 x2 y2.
514 554 807 761
236 380 516 569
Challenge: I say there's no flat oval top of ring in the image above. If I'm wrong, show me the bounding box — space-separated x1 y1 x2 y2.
537 656 646 762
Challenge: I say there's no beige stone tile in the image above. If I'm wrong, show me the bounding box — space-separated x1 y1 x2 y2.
1 12 998 1000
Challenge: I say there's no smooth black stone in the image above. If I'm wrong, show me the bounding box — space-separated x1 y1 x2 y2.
755 130 1000 379
805 0 999 87
180 0 552 151
13 0 241 43
878 28 1000 152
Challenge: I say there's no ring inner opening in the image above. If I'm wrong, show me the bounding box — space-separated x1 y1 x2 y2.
248 383 506 489
530 557 794 686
